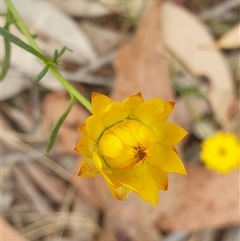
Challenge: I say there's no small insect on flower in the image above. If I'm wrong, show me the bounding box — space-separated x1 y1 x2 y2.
74 92 188 206
200 131 240 174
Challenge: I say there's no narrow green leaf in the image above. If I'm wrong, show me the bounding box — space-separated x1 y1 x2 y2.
33 65 49 82
46 96 76 153
0 11 15 81
0 27 49 62
58 47 72 58
53 49 59 62
0 14 12 81
0 36 11 81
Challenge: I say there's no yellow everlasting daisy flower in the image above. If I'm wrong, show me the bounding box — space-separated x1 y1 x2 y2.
74 92 187 206
200 131 240 174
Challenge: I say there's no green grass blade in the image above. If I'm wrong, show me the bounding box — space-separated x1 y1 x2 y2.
46 96 75 153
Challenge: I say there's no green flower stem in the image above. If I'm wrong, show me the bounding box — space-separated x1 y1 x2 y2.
4 0 92 112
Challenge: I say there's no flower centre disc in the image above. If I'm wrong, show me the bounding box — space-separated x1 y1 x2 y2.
98 119 157 170
135 146 146 161
218 148 227 157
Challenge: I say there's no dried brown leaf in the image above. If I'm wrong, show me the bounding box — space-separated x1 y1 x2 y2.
0 218 30 241
50 0 109 17
81 22 130 55
214 23 240 49
156 165 240 231
112 1 173 102
161 2 234 128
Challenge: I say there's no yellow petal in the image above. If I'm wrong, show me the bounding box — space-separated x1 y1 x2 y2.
122 92 144 113
112 169 140 192
86 114 105 141
118 120 156 144
109 121 138 147
92 151 103 171
98 119 158 170
101 102 128 128
93 150 121 188
92 92 113 114
161 101 175 121
151 145 187 175
77 123 86 134
100 171 122 189
78 158 99 177
136 165 159 206
99 133 123 158
107 184 131 201
74 135 93 158
103 149 138 170
148 165 168 190
129 98 164 125
151 122 188 145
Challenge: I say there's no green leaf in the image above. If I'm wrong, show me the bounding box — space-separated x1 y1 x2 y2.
58 46 71 58
52 47 71 63
0 11 15 81
53 49 59 62
0 36 11 81
0 27 49 62
46 96 76 153
33 65 49 82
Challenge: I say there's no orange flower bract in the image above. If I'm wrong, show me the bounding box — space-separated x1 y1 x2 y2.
74 92 187 206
